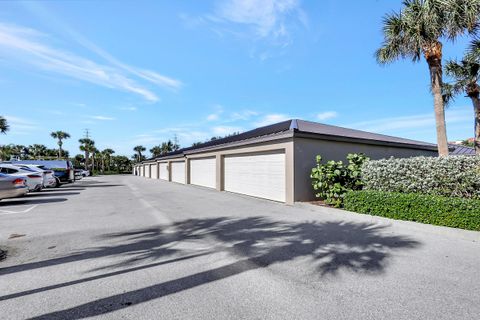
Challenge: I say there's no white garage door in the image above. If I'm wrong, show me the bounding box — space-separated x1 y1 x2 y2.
139 166 144 177
159 163 169 180
190 157 216 188
224 151 286 202
146 165 151 178
171 161 185 184
151 163 158 179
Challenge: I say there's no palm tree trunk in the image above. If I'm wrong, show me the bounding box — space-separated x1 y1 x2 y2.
471 95 480 154
85 151 89 170
427 57 449 156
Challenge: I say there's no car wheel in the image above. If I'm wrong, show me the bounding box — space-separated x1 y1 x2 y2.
54 179 61 188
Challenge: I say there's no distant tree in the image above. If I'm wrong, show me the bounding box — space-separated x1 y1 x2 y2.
79 138 95 170
0 144 13 161
0 116 9 134
112 155 132 173
73 154 85 168
461 139 475 148
443 41 480 154
50 131 71 159
91 147 99 173
150 145 162 158
160 140 174 155
101 148 115 172
133 145 146 162
375 0 480 156
29 144 48 159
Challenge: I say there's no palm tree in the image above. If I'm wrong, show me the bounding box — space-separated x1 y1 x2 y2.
150 145 162 158
101 148 115 172
443 43 480 153
91 147 99 173
160 140 174 155
133 145 146 162
79 138 95 170
50 131 71 159
0 144 13 161
0 116 9 134
376 0 480 156
29 144 48 159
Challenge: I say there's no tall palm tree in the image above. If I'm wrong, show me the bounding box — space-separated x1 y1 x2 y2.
443 43 480 153
0 116 9 134
50 131 71 159
133 145 146 162
91 147 99 173
150 145 162 158
101 148 115 172
376 0 480 156
79 138 95 170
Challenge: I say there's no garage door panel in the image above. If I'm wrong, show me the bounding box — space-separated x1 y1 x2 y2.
151 164 158 179
190 158 216 188
224 152 285 202
159 163 169 180
171 161 185 184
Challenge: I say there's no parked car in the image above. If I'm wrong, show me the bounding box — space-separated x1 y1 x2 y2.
0 173 28 200
10 160 75 187
74 169 83 180
13 164 56 188
81 169 90 177
0 164 43 191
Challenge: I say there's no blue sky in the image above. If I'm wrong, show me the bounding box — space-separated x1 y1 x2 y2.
0 0 475 157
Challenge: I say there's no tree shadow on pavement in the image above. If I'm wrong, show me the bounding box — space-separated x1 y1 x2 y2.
0 216 420 319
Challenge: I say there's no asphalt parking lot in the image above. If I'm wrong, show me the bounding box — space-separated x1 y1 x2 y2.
1 175 479 320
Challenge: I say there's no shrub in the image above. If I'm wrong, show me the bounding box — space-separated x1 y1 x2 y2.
310 153 369 207
362 156 480 199
344 190 480 231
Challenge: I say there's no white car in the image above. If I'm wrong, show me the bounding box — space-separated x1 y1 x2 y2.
13 164 57 188
0 164 43 191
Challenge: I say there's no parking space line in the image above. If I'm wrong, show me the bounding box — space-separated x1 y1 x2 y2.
0 205 38 215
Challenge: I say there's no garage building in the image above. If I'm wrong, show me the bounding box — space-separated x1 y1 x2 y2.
135 119 438 204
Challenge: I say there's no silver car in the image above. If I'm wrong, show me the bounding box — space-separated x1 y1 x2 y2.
0 173 28 200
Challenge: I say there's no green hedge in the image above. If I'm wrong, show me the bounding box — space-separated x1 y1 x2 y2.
344 190 480 231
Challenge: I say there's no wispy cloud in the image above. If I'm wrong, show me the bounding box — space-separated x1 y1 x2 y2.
182 0 307 59
212 125 243 136
346 108 471 133
206 105 224 121
254 113 291 127
214 0 305 41
0 23 181 102
317 111 338 121
120 106 138 111
89 115 116 121
2 115 39 135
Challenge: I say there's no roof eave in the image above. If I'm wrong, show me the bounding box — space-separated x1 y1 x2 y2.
293 131 438 151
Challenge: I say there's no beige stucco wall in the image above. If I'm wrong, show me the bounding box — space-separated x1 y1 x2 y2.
293 137 438 202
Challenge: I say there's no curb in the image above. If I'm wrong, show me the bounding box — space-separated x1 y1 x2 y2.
295 202 480 242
